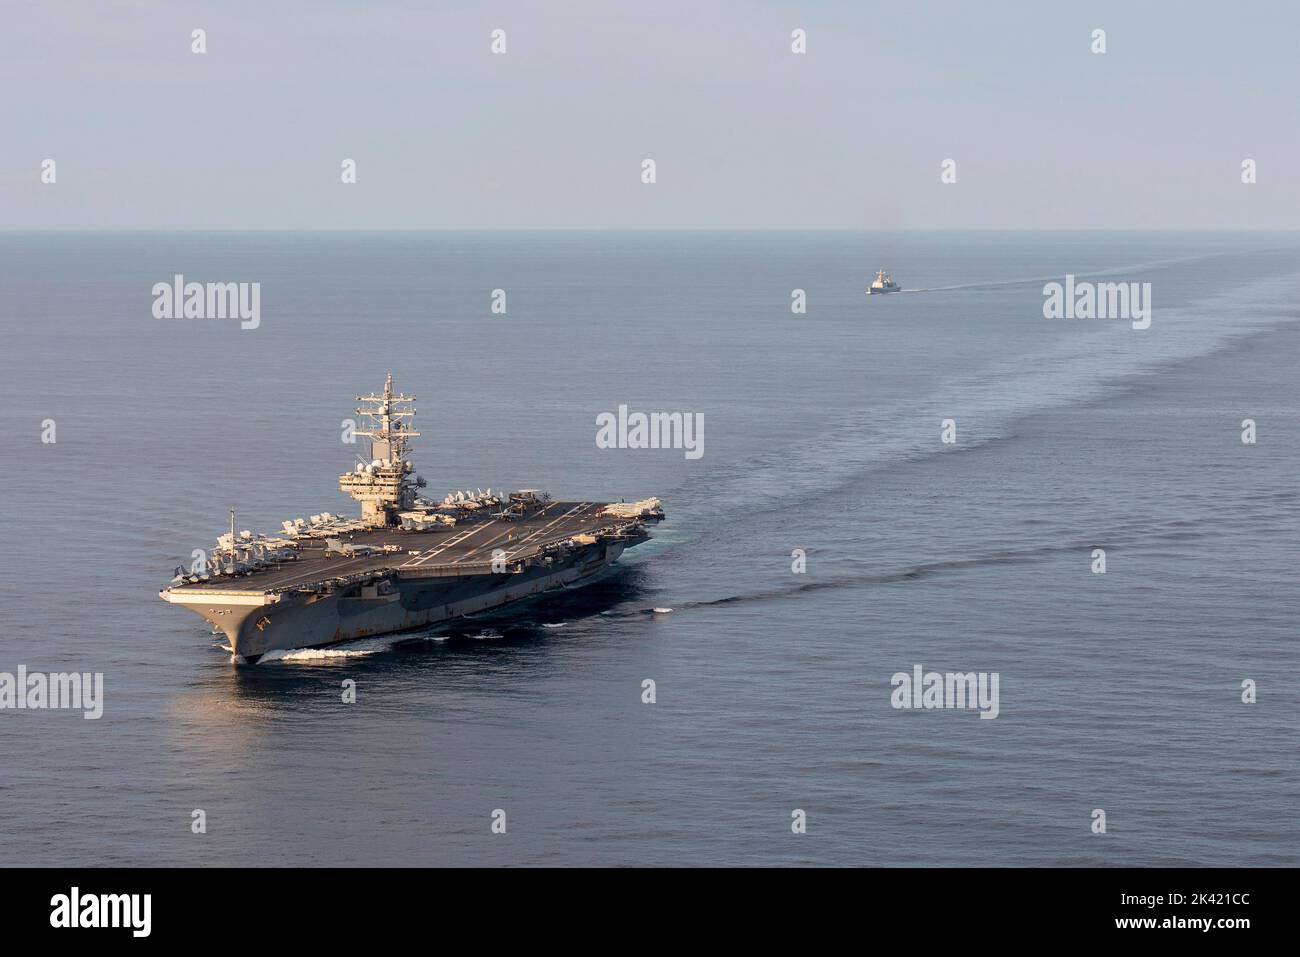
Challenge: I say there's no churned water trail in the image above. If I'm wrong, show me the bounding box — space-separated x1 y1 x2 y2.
691 271 1300 516
899 247 1281 293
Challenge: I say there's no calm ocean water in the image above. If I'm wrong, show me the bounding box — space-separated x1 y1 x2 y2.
1 231 1297 866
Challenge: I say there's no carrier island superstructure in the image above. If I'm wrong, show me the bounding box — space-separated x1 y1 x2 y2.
160 375 664 663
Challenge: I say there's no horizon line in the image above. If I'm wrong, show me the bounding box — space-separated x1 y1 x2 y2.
4 227 1299 235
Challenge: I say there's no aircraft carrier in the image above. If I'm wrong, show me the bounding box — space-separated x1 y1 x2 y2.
160 375 665 663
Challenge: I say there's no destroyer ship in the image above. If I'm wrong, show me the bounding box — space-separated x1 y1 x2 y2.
867 268 901 294
160 375 665 664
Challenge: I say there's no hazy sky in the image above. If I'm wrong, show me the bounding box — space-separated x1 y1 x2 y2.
3 0 1297 230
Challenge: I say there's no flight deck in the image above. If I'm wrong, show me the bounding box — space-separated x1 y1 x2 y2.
170 500 645 595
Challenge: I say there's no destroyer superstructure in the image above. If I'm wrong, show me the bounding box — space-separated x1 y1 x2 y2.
868 268 901 294
160 375 664 663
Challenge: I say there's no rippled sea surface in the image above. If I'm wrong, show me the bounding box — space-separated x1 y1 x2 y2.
1 231 1297 865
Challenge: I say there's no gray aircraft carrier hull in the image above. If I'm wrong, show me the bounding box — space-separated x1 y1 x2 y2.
167 539 630 663
161 375 666 663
